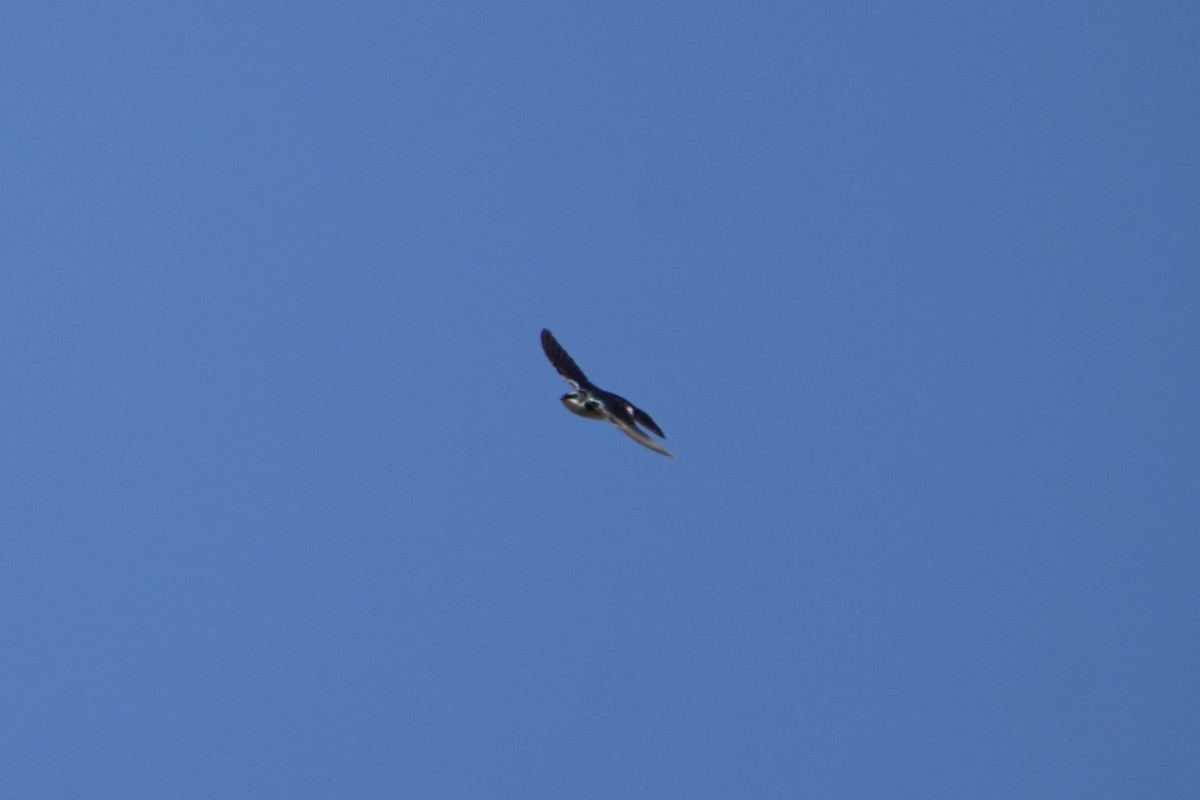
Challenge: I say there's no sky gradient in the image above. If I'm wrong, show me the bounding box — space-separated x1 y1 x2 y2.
3 3 1197 798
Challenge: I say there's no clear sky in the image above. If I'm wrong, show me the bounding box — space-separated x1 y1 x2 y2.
3 3 1197 798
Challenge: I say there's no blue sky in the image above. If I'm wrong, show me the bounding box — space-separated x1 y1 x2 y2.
3 3 1197 797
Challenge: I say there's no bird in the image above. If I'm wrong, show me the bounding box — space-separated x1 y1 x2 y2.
540 328 674 458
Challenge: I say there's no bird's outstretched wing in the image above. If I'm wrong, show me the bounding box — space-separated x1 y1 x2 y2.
633 406 665 439
601 407 676 458
541 328 590 389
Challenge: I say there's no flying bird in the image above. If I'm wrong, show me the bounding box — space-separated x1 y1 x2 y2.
540 328 674 458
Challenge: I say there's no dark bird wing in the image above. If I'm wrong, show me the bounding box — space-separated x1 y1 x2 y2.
600 406 676 458
632 406 665 439
541 328 590 389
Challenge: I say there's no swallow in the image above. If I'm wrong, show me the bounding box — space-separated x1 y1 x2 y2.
541 328 674 458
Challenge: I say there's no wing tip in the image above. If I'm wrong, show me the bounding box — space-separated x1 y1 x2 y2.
635 408 666 439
